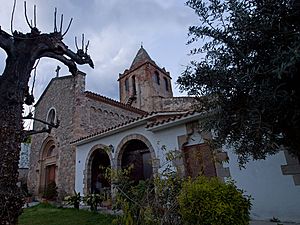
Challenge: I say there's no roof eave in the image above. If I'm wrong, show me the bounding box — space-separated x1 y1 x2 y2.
72 111 185 146
146 111 211 132
74 119 148 146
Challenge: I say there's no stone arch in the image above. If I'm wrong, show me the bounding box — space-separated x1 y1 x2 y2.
83 144 113 195
39 136 58 194
116 134 159 179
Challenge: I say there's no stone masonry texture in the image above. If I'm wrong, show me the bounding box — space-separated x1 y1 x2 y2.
28 71 142 199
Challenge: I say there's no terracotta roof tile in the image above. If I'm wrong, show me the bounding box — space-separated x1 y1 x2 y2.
70 111 189 144
85 91 147 115
145 110 199 128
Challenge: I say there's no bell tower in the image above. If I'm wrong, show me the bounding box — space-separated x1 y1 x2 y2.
118 46 173 112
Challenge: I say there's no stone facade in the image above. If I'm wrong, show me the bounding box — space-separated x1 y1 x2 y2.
28 71 143 199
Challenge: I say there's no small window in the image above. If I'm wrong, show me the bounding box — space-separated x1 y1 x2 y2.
154 71 160 85
132 76 136 95
125 78 129 92
164 77 169 91
46 108 56 126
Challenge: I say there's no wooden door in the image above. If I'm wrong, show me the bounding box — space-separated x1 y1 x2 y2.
183 144 216 178
46 164 56 185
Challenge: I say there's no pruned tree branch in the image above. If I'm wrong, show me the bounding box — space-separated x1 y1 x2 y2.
23 112 60 128
81 33 84 50
0 27 13 53
65 48 94 67
62 18 73 37
75 36 79 50
85 40 89 54
22 113 60 139
24 1 33 30
33 5 37 28
60 14 63 33
10 0 17 34
54 7 57 32
24 127 51 137
39 51 78 74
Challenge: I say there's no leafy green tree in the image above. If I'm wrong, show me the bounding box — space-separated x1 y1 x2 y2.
178 0 300 164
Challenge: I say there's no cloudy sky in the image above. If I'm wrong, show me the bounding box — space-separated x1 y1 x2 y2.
0 0 199 105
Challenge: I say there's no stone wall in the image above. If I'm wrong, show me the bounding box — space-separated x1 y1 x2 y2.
82 92 143 135
153 96 197 112
28 73 81 198
28 72 143 199
119 62 173 112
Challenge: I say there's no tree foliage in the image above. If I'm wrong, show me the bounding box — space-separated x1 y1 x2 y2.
178 0 300 164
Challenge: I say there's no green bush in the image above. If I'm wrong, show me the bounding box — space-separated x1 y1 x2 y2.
113 171 183 225
83 193 103 211
178 177 251 225
64 190 81 209
43 181 58 200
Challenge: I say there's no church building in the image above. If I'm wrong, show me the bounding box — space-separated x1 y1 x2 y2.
27 46 195 198
28 46 300 222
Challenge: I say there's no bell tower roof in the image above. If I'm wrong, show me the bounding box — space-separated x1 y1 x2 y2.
130 46 155 69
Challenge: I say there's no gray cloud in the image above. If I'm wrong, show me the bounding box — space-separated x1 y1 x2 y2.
0 0 198 102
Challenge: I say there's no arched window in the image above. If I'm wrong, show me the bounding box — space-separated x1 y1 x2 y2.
164 77 169 91
125 78 129 92
132 76 136 95
154 71 160 85
46 108 57 129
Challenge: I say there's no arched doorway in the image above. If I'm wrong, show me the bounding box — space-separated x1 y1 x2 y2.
120 139 153 182
39 138 57 194
90 149 111 194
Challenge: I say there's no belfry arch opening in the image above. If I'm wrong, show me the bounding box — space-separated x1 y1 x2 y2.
90 149 111 194
121 139 153 183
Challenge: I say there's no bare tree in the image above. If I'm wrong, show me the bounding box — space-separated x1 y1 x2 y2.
0 3 94 224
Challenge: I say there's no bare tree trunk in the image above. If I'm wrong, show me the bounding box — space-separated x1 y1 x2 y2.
0 10 93 223
0 106 24 225
0 56 33 224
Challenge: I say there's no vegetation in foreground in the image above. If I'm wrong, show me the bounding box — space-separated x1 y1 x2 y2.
178 0 300 165
19 203 115 225
111 165 251 225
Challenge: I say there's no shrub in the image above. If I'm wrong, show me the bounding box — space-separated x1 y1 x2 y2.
178 177 251 225
64 190 81 209
43 181 58 200
83 193 103 211
113 170 183 225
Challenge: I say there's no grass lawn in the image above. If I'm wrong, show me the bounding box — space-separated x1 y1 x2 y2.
19 203 116 225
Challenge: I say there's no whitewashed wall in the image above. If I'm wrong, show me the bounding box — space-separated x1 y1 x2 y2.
226 149 300 223
75 123 187 194
75 118 300 223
